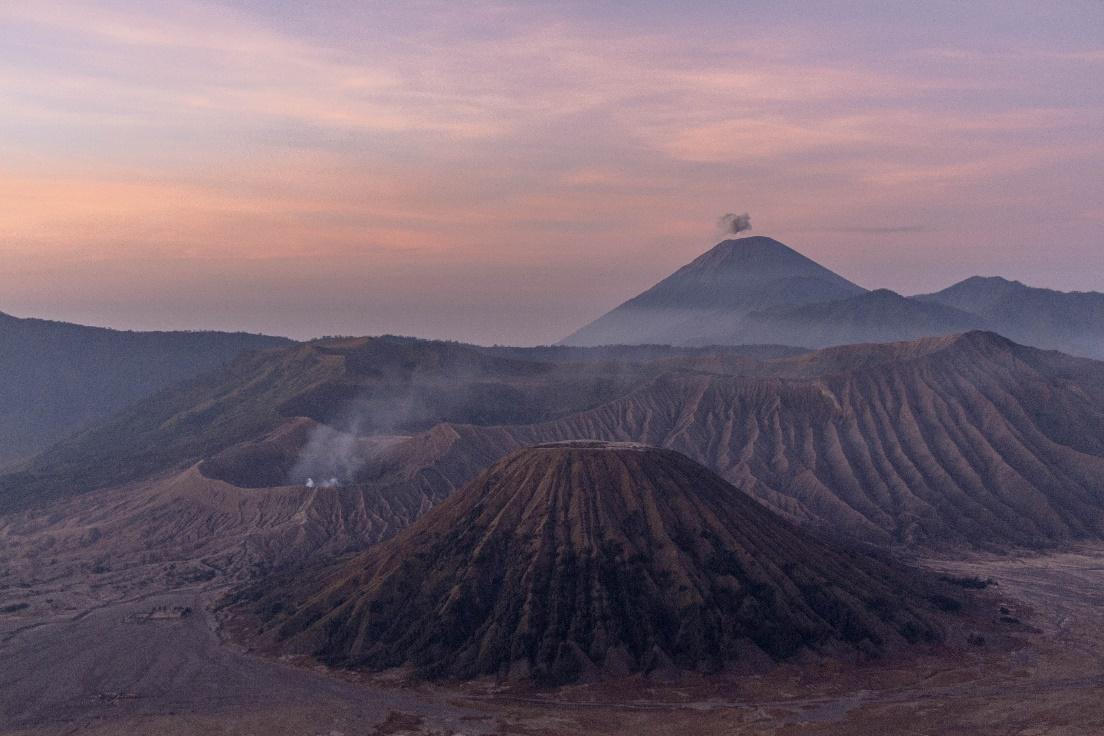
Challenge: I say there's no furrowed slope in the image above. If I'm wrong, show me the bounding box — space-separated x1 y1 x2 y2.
10 331 1102 552
370 332 1104 548
0 457 436 587
246 443 958 683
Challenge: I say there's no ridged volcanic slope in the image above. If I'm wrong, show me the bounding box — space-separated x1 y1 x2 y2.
251 443 951 683
365 332 1104 548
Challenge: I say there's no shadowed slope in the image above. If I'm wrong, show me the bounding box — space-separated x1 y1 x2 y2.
0 311 290 466
248 443 953 683
9 332 1102 555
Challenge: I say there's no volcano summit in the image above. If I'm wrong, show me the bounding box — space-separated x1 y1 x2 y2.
244 442 960 683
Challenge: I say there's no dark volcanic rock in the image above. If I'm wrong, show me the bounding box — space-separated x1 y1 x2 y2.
252 442 951 683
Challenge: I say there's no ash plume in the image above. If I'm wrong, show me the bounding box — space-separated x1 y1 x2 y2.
718 212 752 236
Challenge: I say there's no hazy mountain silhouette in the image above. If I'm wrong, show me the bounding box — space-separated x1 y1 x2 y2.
918 276 1104 359
561 238 1103 357
0 311 291 466
244 442 957 683
714 289 986 348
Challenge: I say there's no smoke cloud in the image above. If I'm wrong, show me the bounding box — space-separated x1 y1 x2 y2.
718 212 752 236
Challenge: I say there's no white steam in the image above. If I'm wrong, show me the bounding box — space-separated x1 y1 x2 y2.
287 393 426 487
290 420 370 487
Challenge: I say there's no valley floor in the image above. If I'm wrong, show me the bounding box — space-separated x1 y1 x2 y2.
2 546 1104 735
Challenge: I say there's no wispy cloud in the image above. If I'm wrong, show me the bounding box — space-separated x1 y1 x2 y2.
1 1 1101 341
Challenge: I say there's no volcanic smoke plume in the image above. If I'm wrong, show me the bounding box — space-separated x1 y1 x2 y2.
718 212 751 236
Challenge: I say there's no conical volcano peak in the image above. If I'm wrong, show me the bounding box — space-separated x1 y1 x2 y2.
697 235 808 263
560 236 865 346
249 443 957 683
686 236 839 277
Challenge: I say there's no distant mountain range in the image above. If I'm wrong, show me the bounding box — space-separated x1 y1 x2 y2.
561 236 1104 358
0 335 790 513
8 331 1103 551
0 312 291 466
918 276 1104 357
3 239 1099 697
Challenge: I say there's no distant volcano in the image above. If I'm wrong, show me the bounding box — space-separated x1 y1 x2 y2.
246 441 958 683
560 236 1104 359
560 236 865 347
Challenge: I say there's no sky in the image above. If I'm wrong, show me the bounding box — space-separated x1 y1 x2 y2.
1 1 1101 344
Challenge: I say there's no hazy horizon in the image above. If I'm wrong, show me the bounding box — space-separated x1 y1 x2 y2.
2 1 1101 344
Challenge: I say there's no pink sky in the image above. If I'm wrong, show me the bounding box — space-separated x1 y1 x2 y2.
1 1 1101 343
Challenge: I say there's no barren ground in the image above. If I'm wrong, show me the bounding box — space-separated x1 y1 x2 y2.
2 542 1103 735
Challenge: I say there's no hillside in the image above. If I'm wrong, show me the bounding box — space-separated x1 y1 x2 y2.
0 311 291 466
243 443 959 683
7 331 1104 551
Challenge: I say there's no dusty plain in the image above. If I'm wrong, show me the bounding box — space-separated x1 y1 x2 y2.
3 519 1104 736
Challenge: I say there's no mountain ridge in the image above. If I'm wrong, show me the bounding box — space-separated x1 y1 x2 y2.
349 331 1104 548
705 289 987 348
0 311 292 466
917 276 1104 358
6 331 1103 553
0 336 785 512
